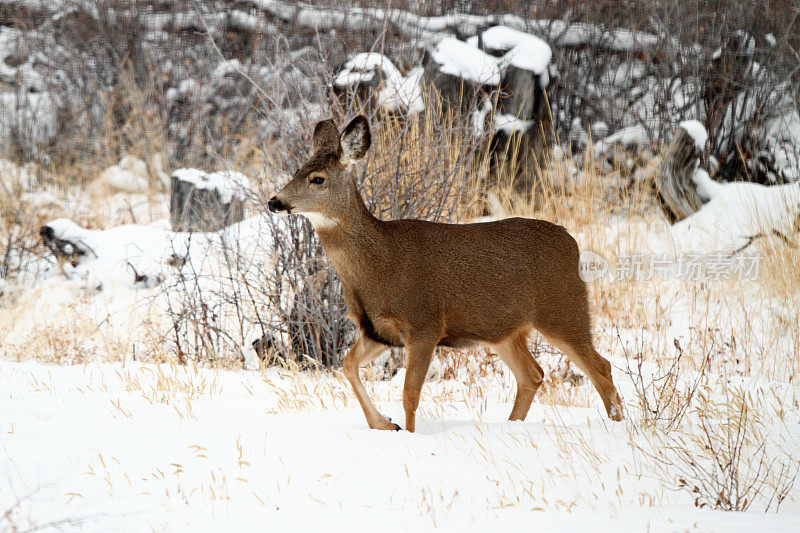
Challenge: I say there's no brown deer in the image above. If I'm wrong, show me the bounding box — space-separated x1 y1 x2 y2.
269 116 624 432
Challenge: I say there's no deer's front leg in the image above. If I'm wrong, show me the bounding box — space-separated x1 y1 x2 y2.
342 334 399 430
402 339 436 433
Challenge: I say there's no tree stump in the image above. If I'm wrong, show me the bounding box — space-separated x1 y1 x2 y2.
489 65 551 196
170 169 249 232
655 123 707 224
422 54 484 112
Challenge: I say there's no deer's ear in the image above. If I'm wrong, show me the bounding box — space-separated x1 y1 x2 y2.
312 118 341 155
340 115 371 165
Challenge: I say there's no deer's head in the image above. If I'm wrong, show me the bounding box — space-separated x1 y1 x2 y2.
268 116 371 228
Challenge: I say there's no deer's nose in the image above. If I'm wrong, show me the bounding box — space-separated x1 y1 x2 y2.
268 196 287 213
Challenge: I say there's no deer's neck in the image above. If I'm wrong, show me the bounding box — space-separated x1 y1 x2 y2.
312 184 386 275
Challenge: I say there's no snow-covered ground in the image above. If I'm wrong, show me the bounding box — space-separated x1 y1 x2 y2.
2 360 799 531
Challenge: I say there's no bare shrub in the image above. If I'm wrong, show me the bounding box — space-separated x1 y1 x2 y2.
620 330 711 432
643 386 799 512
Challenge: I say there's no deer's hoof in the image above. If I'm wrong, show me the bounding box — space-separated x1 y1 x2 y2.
371 416 402 431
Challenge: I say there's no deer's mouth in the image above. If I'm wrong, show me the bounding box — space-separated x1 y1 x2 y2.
268 196 292 215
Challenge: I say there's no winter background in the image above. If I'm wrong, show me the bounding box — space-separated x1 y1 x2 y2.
1 0 799 530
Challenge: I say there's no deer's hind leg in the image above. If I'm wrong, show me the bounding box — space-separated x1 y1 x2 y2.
402 338 436 433
537 323 624 421
343 334 400 430
492 331 544 421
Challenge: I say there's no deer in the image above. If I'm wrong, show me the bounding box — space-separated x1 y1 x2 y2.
268 115 624 432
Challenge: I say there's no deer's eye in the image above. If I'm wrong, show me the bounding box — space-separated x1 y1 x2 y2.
309 175 325 185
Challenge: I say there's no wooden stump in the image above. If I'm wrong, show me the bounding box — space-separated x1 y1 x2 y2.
655 125 706 224
422 55 483 112
170 169 249 232
489 65 551 197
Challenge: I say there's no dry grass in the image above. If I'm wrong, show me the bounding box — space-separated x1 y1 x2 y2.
1 79 799 518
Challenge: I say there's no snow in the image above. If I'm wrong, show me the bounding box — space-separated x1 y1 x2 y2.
493 113 534 135
531 20 659 52
430 28 553 93
5 163 800 529
333 53 424 114
212 58 244 79
593 125 651 155
669 180 800 252
2 361 798 531
604 61 646 87
0 91 57 150
99 156 150 193
341 28 552 114
334 53 403 86
40 211 280 288
431 37 501 86
0 28 58 150
690 168 722 202
679 119 708 151
480 26 551 75
393 67 425 114
765 33 777 47
733 31 755 56
23 209 295 366
591 121 609 139
20 190 57 210
765 106 800 182
3 4 800 527
470 103 537 136
172 168 251 203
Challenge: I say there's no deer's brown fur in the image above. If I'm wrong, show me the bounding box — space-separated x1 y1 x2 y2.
269 116 624 432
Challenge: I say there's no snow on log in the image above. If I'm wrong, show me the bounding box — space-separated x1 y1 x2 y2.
37 214 283 293
593 125 651 156
480 26 552 138
421 27 553 142
233 1 664 54
655 121 708 224
479 25 551 79
36 212 292 367
669 179 799 253
170 168 250 232
655 120 800 252
333 53 423 114
431 38 501 86
423 37 500 111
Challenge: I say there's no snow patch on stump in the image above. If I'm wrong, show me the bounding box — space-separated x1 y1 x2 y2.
431 37 501 86
679 120 708 151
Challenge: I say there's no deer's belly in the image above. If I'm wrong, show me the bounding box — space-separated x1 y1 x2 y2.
359 313 404 347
